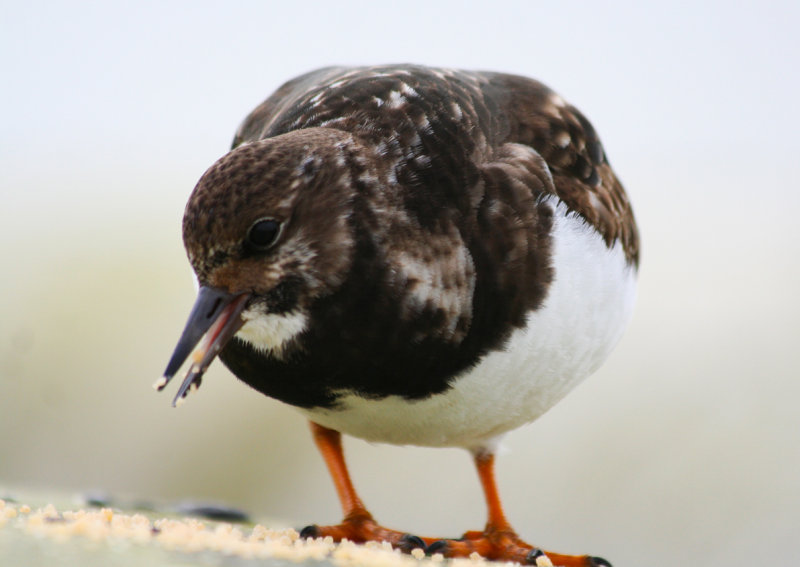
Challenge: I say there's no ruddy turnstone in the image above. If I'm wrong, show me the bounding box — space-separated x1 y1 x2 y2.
159 65 638 567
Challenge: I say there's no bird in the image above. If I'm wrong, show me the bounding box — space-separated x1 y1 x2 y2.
158 64 639 567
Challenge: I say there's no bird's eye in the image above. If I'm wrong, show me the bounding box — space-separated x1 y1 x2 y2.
246 218 282 250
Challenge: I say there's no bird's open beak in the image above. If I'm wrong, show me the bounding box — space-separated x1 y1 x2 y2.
157 285 251 406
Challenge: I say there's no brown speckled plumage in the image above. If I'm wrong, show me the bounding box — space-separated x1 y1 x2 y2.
234 66 638 264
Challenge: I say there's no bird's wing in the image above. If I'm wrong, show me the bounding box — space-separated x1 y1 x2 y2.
478 72 639 266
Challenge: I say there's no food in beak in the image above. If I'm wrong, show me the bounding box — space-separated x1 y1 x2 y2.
157 286 250 406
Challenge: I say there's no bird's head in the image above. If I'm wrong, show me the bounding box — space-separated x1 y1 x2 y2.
158 128 367 405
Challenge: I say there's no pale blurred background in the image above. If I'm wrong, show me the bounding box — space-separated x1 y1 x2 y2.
2 2 798 566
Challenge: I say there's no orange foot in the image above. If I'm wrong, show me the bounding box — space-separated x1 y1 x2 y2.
299 510 436 553
300 515 609 566
425 526 611 566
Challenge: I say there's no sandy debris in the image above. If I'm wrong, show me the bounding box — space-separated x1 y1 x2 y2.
0 499 501 567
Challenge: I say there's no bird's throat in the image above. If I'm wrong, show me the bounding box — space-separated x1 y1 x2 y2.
235 308 308 359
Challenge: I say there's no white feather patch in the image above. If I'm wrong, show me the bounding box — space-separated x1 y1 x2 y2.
236 309 307 359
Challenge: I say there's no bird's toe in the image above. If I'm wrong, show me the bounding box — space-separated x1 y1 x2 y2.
425 539 450 555
299 524 321 539
397 533 426 552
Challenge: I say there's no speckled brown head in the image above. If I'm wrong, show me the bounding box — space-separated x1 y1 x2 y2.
184 127 363 301
158 127 374 404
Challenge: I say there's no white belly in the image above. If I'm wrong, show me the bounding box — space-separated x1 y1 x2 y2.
299 198 638 452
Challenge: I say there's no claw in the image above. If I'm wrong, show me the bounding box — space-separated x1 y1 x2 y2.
397 534 426 552
425 540 450 556
299 524 321 539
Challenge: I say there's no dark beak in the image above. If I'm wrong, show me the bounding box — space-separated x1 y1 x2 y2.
157 285 250 406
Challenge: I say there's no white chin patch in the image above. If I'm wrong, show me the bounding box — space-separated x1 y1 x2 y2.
235 309 307 358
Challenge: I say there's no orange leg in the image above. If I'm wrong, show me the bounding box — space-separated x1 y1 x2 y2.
301 422 610 566
427 451 610 566
299 422 434 551
309 421 366 521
